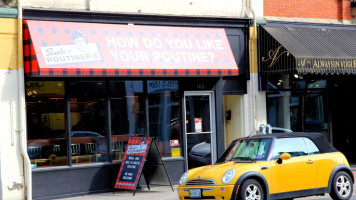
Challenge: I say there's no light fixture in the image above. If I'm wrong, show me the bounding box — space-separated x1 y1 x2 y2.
26 81 44 97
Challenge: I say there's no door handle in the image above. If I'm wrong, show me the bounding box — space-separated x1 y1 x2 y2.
307 160 315 164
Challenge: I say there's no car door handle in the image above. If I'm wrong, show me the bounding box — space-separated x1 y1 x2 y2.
307 160 315 164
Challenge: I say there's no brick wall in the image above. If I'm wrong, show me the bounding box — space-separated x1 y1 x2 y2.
264 0 351 20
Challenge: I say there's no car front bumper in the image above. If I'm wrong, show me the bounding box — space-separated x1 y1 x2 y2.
177 185 235 200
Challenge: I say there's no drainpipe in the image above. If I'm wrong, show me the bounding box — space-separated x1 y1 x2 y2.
244 0 258 134
249 0 256 27
17 0 32 199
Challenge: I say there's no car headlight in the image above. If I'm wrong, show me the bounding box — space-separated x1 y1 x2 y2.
179 172 188 185
222 169 235 184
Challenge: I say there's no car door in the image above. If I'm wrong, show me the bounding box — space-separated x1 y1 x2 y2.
269 137 317 194
303 137 333 189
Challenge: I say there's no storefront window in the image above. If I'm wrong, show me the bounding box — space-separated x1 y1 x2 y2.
27 79 185 166
266 74 327 91
305 93 328 135
110 81 144 161
267 90 329 138
148 80 181 158
69 81 108 164
26 81 67 168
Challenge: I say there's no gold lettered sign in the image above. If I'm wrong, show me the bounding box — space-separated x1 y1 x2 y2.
297 58 356 69
262 46 290 68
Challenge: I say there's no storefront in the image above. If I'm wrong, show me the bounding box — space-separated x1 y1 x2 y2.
259 22 356 164
23 10 250 199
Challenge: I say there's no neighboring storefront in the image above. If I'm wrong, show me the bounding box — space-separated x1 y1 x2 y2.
23 9 250 199
259 22 356 164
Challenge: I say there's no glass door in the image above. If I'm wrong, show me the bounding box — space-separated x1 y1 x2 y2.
184 91 216 169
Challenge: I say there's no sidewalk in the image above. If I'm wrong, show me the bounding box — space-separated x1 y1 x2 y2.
58 185 356 200
59 171 356 200
58 186 178 200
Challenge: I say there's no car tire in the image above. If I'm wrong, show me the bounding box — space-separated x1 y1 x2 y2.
330 171 353 200
237 179 264 200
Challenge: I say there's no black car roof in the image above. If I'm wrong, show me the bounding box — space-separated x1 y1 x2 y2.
237 132 338 154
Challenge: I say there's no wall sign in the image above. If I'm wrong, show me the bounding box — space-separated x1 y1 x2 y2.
24 20 238 77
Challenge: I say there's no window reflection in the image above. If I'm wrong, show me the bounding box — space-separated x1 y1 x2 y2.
148 80 181 158
26 79 184 167
305 94 328 134
26 81 67 168
267 91 328 138
110 81 144 161
185 95 211 133
69 81 108 164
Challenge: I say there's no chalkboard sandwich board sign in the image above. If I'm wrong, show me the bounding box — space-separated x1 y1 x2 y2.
114 136 173 195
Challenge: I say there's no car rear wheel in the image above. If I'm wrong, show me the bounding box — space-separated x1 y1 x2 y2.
330 171 353 200
237 179 264 200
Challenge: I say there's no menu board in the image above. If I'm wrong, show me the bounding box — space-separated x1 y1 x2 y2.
114 136 173 194
115 137 151 190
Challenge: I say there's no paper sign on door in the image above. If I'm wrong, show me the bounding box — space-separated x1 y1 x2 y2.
195 118 202 132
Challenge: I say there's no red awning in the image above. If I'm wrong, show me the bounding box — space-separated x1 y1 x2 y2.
24 20 238 77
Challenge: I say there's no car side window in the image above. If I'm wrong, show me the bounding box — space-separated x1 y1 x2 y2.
271 137 308 159
303 138 320 155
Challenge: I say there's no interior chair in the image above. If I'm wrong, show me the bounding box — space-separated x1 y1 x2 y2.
84 143 97 162
112 141 124 160
28 146 42 159
71 144 80 163
53 145 61 153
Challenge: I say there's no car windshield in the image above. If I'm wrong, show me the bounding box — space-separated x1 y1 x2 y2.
224 138 272 162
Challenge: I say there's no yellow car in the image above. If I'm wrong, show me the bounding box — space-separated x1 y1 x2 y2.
177 132 354 200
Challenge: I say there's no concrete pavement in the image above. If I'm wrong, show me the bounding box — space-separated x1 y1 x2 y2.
58 186 178 200
58 171 356 200
58 184 356 200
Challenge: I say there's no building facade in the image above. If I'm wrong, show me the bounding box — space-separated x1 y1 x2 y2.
0 0 267 199
259 0 356 165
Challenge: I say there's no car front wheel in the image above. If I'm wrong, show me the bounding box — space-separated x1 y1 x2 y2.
330 171 353 200
237 179 264 200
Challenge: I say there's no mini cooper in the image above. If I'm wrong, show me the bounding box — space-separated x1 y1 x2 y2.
177 132 354 200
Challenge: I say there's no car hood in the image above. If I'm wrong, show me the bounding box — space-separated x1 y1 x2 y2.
186 161 261 185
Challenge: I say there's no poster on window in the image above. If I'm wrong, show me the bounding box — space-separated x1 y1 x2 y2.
170 139 179 146
195 118 202 132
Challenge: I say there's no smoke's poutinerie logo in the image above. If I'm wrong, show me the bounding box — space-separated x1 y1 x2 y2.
127 138 147 154
40 30 102 66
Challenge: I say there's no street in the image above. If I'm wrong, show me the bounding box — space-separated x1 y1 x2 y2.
59 184 356 200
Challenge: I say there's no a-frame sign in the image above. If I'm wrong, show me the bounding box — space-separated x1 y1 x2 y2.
114 136 174 195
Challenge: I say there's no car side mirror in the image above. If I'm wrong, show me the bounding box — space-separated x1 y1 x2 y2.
276 152 291 164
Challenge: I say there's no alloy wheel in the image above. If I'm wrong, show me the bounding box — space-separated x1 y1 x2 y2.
245 183 261 200
336 175 351 198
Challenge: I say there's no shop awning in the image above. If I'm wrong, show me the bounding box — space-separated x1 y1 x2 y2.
260 24 356 75
23 20 238 77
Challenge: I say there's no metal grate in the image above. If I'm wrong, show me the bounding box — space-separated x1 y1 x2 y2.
185 179 216 186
